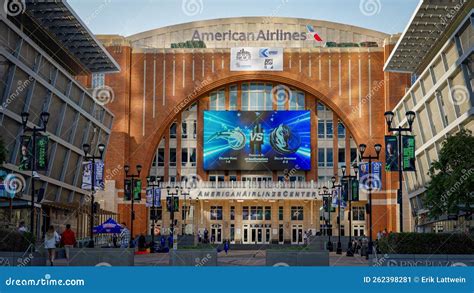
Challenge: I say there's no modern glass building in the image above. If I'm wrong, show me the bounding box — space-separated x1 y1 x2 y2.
0 0 119 238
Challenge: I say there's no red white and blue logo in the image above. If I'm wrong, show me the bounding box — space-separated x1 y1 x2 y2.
306 24 323 42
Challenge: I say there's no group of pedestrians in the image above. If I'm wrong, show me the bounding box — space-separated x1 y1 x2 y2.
18 222 77 266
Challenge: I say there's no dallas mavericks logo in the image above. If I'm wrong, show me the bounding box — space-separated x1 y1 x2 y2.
270 124 301 155
207 126 246 150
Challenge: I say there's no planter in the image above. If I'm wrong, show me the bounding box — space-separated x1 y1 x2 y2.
0 251 46 266
266 250 329 266
370 254 474 266
67 248 135 266
169 250 217 266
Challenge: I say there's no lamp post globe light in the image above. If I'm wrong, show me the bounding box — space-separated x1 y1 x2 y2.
319 186 333 252
330 176 343 255
124 164 142 246
384 110 416 233
82 143 105 248
20 111 50 236
358 143 381 259
146 176 160 253
340 163 359 257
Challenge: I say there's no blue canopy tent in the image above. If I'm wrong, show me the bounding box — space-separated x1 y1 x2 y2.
93 218 123 234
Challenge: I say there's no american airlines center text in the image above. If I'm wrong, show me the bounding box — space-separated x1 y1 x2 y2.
192 29 309 42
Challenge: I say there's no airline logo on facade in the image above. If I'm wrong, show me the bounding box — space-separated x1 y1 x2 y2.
191 26 322 42
306 25 323 41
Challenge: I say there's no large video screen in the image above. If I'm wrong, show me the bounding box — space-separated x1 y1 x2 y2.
203 111 311 170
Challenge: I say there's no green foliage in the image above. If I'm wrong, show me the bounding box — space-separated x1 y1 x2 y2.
424 129 474 218
377 232 474 254
0 230 35 252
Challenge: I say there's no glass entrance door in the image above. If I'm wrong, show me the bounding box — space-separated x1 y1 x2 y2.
211 224 222 244
291 224 303 244
243 224 249 244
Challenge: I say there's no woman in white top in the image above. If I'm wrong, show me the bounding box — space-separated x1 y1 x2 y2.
44 225 60 266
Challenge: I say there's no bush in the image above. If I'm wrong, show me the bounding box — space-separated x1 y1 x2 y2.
0 229 35 252
377 232 474 254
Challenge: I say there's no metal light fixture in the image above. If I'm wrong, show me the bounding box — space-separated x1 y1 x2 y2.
384 111 394 127
124 165 130 174
20 112 29 127
341 165 346 176
98 143 106 156
374 143 382 156
40 112 50 126
82 143 91 155
331 176 336 184
136 164 142 174
406 111 416 126
359 144 367 156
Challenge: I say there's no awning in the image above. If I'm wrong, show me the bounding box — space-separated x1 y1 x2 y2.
24 0 120 73
384 0 471 73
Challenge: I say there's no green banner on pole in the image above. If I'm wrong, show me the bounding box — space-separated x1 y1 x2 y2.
133 179 142 201
402 135 416 171
351 179 359 201
35 135 48 171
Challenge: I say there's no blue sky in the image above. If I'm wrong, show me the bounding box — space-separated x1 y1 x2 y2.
68 0 420 36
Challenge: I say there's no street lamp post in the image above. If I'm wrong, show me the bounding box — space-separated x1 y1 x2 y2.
146 176 160 253
167 185 179 247
359 143 382 259
319 186 333 252
384 110 416 233
330 177 342 255
340 163 359 257
124 164 142 246
181 186 190 235
82 143 105 248
20 111 50 236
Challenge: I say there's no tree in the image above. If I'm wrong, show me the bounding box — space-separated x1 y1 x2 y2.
424 129 474 218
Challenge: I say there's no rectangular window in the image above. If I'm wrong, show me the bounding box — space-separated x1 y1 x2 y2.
229 175 237 181
210 206 223 220
291 206 304 221
338 122 345 138
230 224 235 242
230 206 235 220
265 84 273 110
170 122 177 138
352 206 365 221
257 206 263 220
181 148 188 166
326 120 333 138
193 120 197 138
243 207 249 220
169 148 176 166
229 85 238 110
326 148 333 167
91 73 105 89
338 148 345 164
181 121 187 138
189 148 196 166
279 206 283 221
157 148 165 167
318 148 325 167
265 206 271 220
318 120 325 138
251 206 258 220
317 102 325 111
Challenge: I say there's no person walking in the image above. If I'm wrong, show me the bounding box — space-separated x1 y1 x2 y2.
44 226 60 266
120 222 131 248
224 239 229 255
17 221 28 234
60 224 76 262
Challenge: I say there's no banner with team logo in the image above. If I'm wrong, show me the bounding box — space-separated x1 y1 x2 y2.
230 47 283 71
81 160 104 191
